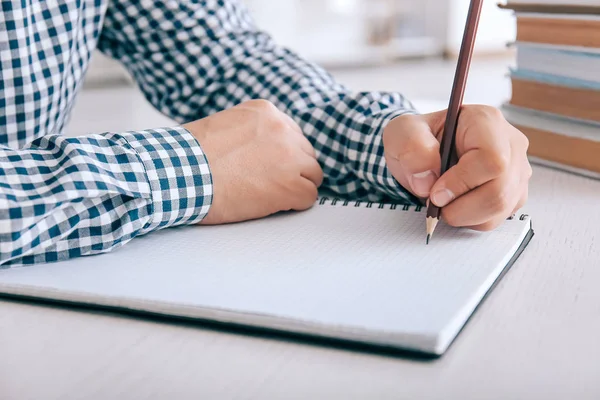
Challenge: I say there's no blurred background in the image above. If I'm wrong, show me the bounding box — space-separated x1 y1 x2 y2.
68 0 517 135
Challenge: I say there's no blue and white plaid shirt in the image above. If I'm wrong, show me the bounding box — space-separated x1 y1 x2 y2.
0 0 418 267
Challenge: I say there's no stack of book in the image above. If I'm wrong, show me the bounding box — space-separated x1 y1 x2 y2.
499 1 600 178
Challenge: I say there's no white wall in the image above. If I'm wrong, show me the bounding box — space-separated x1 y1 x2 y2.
447 0 516 55
244 0 515 62
244 0 368 64
243 0 444 66
86 0 517 86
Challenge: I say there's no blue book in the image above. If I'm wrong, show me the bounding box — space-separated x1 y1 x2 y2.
513 43 600 89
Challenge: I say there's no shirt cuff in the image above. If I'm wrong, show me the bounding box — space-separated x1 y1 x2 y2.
362 108 422 205
112 127 213 232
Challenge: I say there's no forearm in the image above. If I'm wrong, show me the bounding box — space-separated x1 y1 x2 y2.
0 127 211 267
98 0 419 204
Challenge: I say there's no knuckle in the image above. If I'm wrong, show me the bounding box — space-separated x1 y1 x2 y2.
396 135 421 158
466 104 504 121
526 162 533 180
268 117 288 133
395 134 438 163
297 185 318 210
446 172 472 197
488 186 511 214
441 210 462 228
248 99 277 112
483 151 510 176
519 131 530 151
451 163 475 192
487 106 505 120
475 220 501 232
280 143 298 160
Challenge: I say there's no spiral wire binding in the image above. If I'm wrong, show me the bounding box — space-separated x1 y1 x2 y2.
318 197 423 212
317 197 528 221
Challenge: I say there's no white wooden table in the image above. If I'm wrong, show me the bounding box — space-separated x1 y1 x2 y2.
1 88 599 399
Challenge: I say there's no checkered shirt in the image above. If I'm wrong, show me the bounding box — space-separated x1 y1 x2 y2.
0 0 418 267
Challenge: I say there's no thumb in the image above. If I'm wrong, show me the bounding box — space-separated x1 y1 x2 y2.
383 113 442 199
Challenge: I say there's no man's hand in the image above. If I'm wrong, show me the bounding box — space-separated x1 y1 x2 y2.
184 100 323 225
383 105 532 231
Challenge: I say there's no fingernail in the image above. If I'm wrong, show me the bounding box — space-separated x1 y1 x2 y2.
432 189 455 207
410 170 437 197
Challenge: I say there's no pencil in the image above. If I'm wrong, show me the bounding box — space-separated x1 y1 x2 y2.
426 0 484 244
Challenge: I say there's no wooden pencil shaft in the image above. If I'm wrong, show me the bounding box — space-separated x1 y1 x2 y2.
441 0 483 174
427 0 483 220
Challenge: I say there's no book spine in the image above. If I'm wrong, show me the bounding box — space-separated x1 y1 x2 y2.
499 3 600 15
516 15 600 49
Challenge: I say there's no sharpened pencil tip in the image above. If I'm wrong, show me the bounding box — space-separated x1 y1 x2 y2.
426 217 438 245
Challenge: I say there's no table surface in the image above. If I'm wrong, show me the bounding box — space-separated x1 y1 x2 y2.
2 89 600 400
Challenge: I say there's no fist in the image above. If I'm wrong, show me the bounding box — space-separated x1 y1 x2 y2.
383 105 532 231
184 99 323 225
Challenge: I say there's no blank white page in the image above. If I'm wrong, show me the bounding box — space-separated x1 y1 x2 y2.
0 201 532 355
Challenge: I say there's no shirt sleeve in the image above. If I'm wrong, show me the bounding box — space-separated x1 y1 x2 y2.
0 127 212 267
97 0 421 204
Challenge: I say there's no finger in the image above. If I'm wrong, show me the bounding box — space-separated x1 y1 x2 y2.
299 152 324 188
429 106 512 207
384 115 441 198
291 177 319 211
440 172 521 228
290 125 317 159
467 185 528 232
455 106 512 157
429 147 510 208
444 134 529 229
279 112 317 158
454 160 529 232
468 214 512 232
469 171 529 231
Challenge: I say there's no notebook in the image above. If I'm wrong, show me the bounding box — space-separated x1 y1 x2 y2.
0 198 534 357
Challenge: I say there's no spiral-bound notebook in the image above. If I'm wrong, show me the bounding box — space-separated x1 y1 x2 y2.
0 199 534 357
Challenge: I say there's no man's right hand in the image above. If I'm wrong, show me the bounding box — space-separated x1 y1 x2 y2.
183 100 324 225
